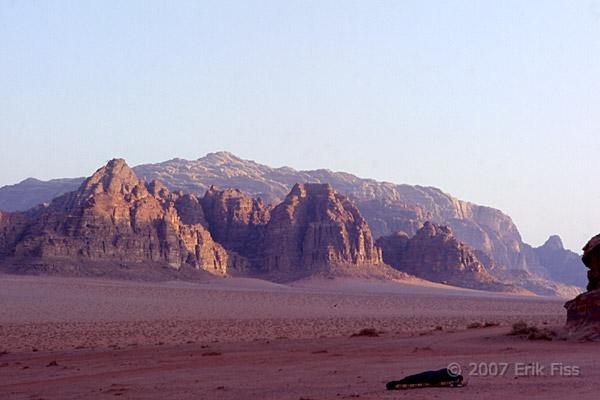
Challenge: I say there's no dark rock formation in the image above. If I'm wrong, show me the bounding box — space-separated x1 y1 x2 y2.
582 235 600 292
565 235 600 328
377 222 520 292
261 183 383 280
0 159 248 276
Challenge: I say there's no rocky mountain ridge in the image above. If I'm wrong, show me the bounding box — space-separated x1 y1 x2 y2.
0 160 395 283
0 151 586 292
0 160 247 277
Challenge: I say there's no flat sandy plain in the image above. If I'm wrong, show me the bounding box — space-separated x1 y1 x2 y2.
0 274 598 399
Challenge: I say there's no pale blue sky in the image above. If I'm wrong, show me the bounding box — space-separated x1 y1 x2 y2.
1 0 599 252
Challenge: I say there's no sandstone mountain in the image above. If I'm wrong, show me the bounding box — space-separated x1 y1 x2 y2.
533 235 587 288
0 160 399 283
377 222 520 293
0 159 247 278
260 183 386 281
0 151 582 293
565 234 600 331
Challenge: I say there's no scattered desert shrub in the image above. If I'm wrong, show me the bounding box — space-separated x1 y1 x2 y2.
468 321 499 329
509 321 555 340
202 351 222 356
350 328 380 337
509 321 529 335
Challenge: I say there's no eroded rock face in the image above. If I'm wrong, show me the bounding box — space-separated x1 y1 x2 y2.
565 235 600 327
1 159 247 275
261 183 382 278
377 222 517 292
201 187 270 262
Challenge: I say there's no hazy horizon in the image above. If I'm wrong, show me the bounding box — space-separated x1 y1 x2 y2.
2 1 599 252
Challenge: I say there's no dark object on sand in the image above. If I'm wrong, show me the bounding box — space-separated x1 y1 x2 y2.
386 368 464 390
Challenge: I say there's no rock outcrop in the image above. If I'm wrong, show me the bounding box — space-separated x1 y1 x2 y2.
201 186 270 262
261 183 383 280
0 159 247 276
565 235 600 328
377 222 519 292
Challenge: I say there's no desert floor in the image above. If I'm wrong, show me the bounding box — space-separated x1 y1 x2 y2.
0 274 597 399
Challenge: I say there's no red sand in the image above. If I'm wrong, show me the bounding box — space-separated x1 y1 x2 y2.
0 274 597 399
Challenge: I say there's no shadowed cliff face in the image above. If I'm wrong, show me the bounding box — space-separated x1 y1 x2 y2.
565 235 600 329
0 159 247 275
261 183 382 279
582 235 600 292
377 222 520 293
200 186 270 262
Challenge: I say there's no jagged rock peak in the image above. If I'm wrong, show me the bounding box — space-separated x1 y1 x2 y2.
80 158 142 196
0 159 251 276
262 183 382 279
542 235 564 250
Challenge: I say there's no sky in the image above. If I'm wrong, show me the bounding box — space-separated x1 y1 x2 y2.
1 0 599 252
